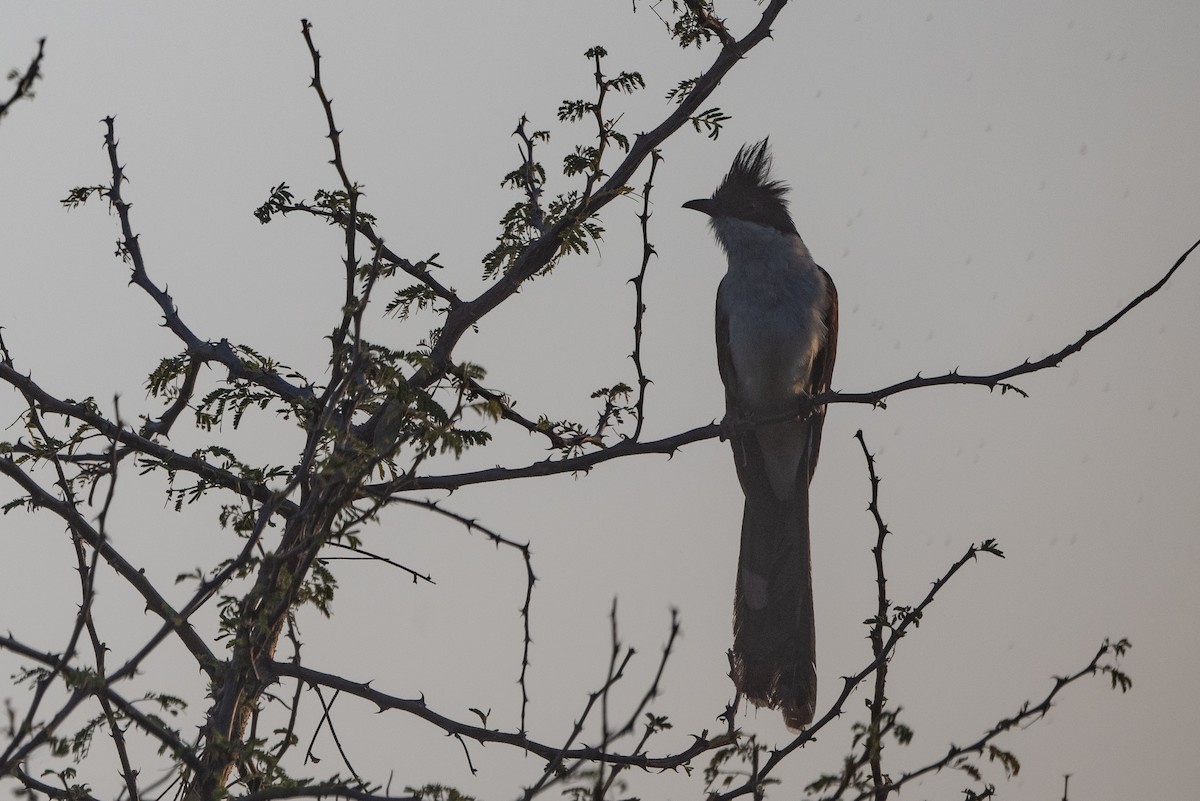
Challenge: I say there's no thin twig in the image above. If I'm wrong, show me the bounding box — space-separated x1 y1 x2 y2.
99 117 314 407
855 431 890 801
0 37 45 122
845 640 1130 801
386 496 536 735
628 149 661 442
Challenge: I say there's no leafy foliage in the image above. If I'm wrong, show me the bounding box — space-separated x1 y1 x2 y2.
660 1 720 48
665 77 698 104
689 107 732 139
482 46 643 280
254 182 295 224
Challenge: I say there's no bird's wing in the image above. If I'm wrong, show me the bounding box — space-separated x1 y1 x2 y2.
715 278 739 416
804 267 838 483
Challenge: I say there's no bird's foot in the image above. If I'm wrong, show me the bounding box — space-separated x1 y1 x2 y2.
718 413 738 441
795 391 816 421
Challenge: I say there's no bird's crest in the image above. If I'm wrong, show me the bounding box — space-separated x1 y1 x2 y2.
706 138 797 235
714 138 790 208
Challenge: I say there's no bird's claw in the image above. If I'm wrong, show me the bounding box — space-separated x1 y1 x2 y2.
718 413 740 441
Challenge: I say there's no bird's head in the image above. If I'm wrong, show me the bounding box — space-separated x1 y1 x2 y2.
683 138 798 237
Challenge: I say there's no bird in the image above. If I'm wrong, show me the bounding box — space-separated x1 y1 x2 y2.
683 139 838 730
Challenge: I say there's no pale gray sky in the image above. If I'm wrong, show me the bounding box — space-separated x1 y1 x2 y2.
3 2 1199 799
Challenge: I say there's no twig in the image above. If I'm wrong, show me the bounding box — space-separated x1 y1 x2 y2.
683 0 737 46
78 400 143 801
816 236 1200 410
627 149 661 442
710 540 1005 800
140 355 202 438
594 608 682 800
99 117 314 408
267 202 460 307
305 686 362 784
236 785 420 801
450 369 572 451
0 37 45 122
856 431 890 801
386 496 536 735
845 640 1130 801
513 115 546 232
270 644 727 775
322 540 435 585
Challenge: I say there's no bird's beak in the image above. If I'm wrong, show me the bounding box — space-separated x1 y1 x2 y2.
682 198 716 216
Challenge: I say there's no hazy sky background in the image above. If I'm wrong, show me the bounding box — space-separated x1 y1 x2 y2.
3 2 1198 799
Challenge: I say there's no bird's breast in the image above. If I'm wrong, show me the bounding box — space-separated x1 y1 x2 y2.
720 259 828 416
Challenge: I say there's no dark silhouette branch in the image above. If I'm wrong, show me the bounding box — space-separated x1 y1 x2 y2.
820 235 1200 409
0 359 295 511
711 540 1006 801
856 431 892 801
0 37 45 123
0 633 206 778
0 456 220 678
376 235 1199 493
844 640 1131 801
386 496 537 735
270 657 734 773
236 786 419 801
99 117 315 409
628 148 661 442
260 201 461 309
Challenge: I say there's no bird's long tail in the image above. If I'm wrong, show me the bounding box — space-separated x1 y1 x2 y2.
730 480 816 730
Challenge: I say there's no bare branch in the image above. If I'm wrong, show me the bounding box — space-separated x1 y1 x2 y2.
856 430 891 801
266 202 461 308
140 355 202 438
270 658 733 772
820 236 1200 409
236 786 420 801
97 117 315 408
386 496 536 735
0 37 45 123
628 148 661 442
0 457 220 678
845 640 1131 801
0 363 295 512
379 235 1199 493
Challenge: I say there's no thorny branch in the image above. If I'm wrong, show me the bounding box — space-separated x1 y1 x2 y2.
703 435 1130 801
98 116 315 410
513 115 547 233
705 539 1001 801
269 607 709 779
0 37 45 123
259 201 461 309
449 369 574 451
378 234 1200 492
857 431 892 801
0 632 205 777
386 496 538 735
628 148 661 442
820 235 1200 409
844 639 1131 801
